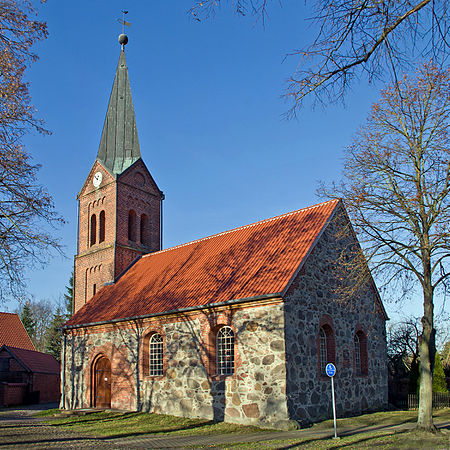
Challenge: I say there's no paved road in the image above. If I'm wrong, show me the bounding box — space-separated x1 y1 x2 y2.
0 405 449 449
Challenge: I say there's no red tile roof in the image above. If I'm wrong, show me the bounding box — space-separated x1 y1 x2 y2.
0 312 35 351
66 199 340 327
1 345 60 374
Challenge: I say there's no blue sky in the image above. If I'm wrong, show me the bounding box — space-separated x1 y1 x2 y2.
5 1 428 321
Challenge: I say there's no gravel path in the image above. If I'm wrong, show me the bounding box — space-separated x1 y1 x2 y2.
0 405 114 449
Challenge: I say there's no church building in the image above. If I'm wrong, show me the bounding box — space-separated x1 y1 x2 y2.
61 36 388 429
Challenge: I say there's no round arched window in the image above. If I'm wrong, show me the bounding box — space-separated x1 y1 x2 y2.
216 326 234 375
149 333 163 376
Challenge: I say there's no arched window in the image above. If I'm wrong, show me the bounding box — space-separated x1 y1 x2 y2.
354 334 361 374
319 328 327 375
354 330 368 375
149 334 163 376
90 214 97 246
217 326 234 375
319 325 335 375
128 210 136 241
99 210 105 243
140 214 148 245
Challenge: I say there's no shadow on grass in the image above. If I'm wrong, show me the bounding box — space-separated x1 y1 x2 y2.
277 425 450 450
45 413 218 438
0 416 219 446
0 435 104 447
47 412 143 426
331 429 410 449
275 429 411 450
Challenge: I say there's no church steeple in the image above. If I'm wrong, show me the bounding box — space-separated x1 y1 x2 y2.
97 38 141 175
74 35 163 314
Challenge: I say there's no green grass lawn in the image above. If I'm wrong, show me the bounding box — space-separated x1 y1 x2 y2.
220 429 450 449
35 407 450 448
218 409 450 449
35 409 270 437
311 407 449 430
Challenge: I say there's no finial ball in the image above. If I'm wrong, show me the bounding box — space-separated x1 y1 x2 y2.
118 34 128 46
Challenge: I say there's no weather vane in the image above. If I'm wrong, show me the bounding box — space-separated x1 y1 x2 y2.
117 10 131 48
117 10 131 35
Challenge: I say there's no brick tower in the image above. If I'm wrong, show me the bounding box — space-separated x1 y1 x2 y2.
74 37 164 314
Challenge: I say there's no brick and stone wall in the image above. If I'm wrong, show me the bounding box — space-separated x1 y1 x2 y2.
283 207 388 425
62 301 291 429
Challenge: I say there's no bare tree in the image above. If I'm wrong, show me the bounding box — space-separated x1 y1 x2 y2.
387 317 420 370
442 341 450 373
320 63 449 431
16 297 55 351
190 1 448 114
0 1 48 138
0 1 63 299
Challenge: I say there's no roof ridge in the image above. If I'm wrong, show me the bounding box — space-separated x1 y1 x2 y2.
7 345 55 356
144 199 339 258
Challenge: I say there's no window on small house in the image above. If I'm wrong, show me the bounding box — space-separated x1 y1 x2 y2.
99 210 105 243
90 214 97 246
149 333 163 376
319 325 335 375
93 284 96 296
217 326 234 376
128 210 136 241
354 330 368 375
140 214 148 245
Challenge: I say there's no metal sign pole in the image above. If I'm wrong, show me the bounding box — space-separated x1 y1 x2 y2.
325 363 338 439
331 376 337 439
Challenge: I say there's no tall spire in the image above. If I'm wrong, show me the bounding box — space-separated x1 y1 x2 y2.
97 36 141 175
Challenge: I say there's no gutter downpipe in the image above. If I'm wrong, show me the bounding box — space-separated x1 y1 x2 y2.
61 330 67 409
160 192 165 251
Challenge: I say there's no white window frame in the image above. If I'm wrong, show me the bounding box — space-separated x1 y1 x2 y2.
149 333 163 376
319 327 327 375
216 326 235 376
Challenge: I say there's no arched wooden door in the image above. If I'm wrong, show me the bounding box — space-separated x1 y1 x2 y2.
93 356 111 408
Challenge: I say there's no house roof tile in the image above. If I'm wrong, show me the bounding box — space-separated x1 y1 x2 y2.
1 345 60 374
66 199 340 327
0 312 35 351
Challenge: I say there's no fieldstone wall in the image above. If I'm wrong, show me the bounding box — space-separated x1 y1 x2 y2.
283 206 388 425
61 301 290 429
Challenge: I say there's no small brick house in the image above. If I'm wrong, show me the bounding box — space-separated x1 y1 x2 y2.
61 39 388 428
0 313 60 406
0 346 60 406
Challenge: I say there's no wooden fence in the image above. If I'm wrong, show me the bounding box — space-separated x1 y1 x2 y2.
397 393 450 410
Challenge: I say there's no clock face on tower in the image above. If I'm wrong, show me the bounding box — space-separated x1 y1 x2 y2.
93 171 103 188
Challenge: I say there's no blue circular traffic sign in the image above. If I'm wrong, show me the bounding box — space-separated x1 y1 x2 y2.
326 363 336 377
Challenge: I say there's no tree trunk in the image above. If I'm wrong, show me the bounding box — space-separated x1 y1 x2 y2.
417 277 436 431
